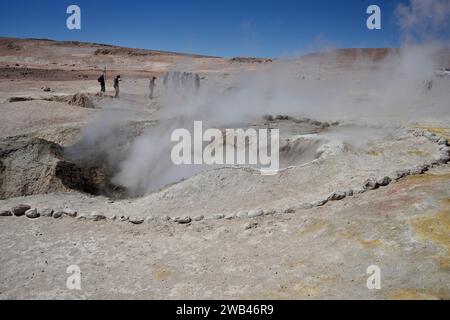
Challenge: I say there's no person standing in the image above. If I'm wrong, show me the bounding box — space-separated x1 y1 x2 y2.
113 75 121 98
163 72 169 91
98 74 106 94
194 74 201 91
149 76 156 99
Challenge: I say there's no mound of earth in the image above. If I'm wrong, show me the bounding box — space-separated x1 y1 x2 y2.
0 137 122 199
8 92 96 109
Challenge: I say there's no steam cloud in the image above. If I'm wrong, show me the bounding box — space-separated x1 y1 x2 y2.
74 0 450 196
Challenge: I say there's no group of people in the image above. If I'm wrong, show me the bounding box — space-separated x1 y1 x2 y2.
97 73 121 98
97 71 202 100
162 72 201 93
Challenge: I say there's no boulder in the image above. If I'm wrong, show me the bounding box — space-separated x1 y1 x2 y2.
377 176 392 187
11 204 31 216
0 210 12 217
39 208 53 217
175 216 192 224
328 191 346 201
129 217 145 225
25 208 39 219
363 178 379 190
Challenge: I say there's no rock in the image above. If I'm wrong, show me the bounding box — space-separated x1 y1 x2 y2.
438 152 450 163
129 217 145 225
248 209 264 218
393 170 409 180
90 212 106 221
159 215 170 222
236 211 248 218
119 215 129 222
353 187 365 194
264 209 277 215
53 211 63 219
39 208 53 217
245 222 258 230
0 210 12 217
11 204 31 216
25 208 39 219
62 208 77 218
363 178 379 190
377 176 392 187
311 199 327 207
225 213 236 220
346 189 354 197
328 191 346 201
283 206 295 214
193 215 204 221
437 137 448 145
42 86 51 92
108 215 117 221
410 165 427 175
206 214 225 220
175 216 192 224
144 216 155 223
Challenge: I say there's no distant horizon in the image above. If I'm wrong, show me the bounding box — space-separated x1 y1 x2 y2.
1 35 410 59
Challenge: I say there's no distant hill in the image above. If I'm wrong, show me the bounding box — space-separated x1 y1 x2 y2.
301 48 450 67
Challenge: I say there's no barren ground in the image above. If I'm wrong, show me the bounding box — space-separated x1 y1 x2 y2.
0 38 449 299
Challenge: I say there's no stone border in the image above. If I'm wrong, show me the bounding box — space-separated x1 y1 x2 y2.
1 128 449 225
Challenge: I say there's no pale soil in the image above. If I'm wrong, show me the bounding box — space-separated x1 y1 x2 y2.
1 165 449 299
0 38 449 300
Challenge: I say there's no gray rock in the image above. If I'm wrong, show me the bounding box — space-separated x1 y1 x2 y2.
175 216 192 224
90 212 106 221
144 216 155 223
311 199 328 207
108 214 117 221
236 211 248 218
437 137 448 145
410 165 427 175
62 208 77 218
248 209 264 218
328 191 346 201
11 204 31 216
283 206 295 214
363 178 379 190
0 210 12 217
53 211 63 219
39 208 53 217
346 189 354 197
206 214 225 220
393 170 409 180
25 208 39 219
264 208 277 215
119 215 130 222
439 152 450 163
159 215 170 222
129 217 145 225
193 215 204 221
352 187 366 194
377 176 392 187
225 213 236 220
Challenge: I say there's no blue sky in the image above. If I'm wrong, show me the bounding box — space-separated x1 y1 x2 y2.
0 0 409 57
